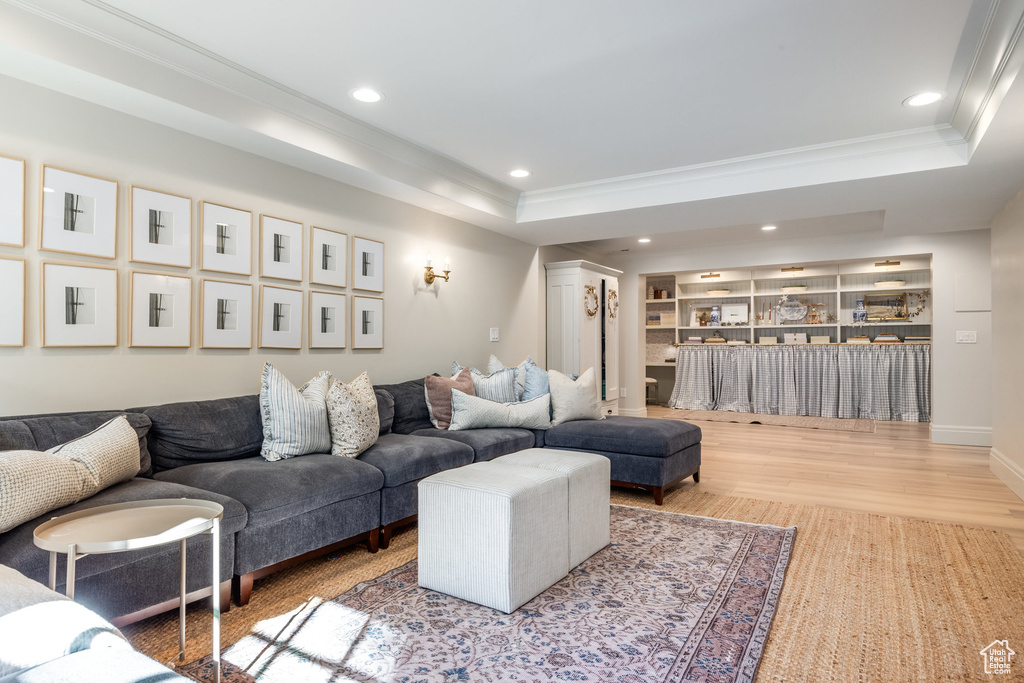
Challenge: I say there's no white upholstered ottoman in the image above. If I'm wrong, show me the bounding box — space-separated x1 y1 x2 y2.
494 448 610 567
418 462 569 613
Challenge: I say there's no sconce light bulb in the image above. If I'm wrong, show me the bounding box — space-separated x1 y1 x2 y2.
426 252 432 268
444 256 450 271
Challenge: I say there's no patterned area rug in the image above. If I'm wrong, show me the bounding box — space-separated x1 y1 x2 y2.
183 506 795 682
661 409 875 432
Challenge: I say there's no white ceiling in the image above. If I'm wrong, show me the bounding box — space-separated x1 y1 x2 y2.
1 0 1023 249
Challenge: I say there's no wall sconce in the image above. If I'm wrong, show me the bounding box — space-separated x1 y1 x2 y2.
424 253 451 284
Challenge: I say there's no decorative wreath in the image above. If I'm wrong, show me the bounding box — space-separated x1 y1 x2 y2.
584 285 599 317
607 289 619 319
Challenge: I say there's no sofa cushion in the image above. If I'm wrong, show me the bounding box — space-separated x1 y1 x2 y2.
0 648 189 683
544 416 702 458
375 389 395 435
154 454 383 528
326 372 379 458
374 378 433 434
259 363 332 461
0 564 129 678
0 412 153 478
549 367 602 427
0 478 246 582
357 433 474 488
424 369 475 429
410 427 535 462
0 418 141 534
139 396 263 471
448 390 551 431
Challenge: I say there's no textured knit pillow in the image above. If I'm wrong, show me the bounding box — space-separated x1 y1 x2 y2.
448 389 551 431
548 367 602 427
259 362 332 461
326 372 380 458
470 366 518 403
0 416 140 533
486 355 534 400
424 369 476 429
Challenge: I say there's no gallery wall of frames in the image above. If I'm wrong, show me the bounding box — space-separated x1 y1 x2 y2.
0 154 387 351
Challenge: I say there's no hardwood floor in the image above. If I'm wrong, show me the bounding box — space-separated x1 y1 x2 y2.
646 406 1024 554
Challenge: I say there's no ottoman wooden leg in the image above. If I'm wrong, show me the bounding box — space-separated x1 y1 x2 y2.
652 486 664 506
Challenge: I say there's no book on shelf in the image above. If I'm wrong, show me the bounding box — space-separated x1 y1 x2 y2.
704 337 727 344
726 339 748 345
660 311 676 326
873 332 902 343
646 313 661 326
846 335 871 344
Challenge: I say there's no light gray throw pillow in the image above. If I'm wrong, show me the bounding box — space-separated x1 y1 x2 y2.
548 367 602 427
448 389 551 431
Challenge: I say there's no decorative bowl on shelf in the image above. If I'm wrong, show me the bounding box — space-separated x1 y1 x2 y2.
706 289 730 296
781 285 808 293
874 279 906 289
776 300 808 321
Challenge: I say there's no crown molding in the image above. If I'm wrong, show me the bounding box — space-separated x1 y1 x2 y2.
517 126 969 223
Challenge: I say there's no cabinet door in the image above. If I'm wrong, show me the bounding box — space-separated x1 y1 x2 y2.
604 276 619 401
546 271 581 375
580 270 601 379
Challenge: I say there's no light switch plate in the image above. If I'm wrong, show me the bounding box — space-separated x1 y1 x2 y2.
619 387 627 398
489 327 499 342
955 330 977 344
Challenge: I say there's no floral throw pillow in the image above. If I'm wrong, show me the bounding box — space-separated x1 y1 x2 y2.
326 372 380 458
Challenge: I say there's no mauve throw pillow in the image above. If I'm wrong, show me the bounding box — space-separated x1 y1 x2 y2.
424 369 475 429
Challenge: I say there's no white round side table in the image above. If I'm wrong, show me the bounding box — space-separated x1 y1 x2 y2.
34 498 223 682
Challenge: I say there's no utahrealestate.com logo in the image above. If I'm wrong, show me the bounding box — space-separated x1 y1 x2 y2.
980 640 1015 675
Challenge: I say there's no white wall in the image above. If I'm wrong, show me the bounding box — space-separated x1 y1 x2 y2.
603 229 993 445
0 75 540 415
990 186 1024 500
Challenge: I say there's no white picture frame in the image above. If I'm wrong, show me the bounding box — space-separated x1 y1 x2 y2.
39 166 118 259
352 236 384 292
0 256 25 346
200 279 252 349
352 295 383 349
129 271 192 348
309 290 346 349
259 285 302 349
309 226 347 289
0 154 25 247
41 261 117 347
260 215 303 282
721 303 749 325
130 186 192 268
200 201 252 275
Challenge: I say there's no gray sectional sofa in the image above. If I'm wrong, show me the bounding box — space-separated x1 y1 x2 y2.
0 374 700 623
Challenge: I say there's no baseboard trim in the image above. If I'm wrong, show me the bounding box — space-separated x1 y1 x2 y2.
929 423 992 447
619 407 648 417
991 447 1024 503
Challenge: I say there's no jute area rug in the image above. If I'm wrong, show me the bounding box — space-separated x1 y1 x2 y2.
661 409 875 433
125 490 1024 682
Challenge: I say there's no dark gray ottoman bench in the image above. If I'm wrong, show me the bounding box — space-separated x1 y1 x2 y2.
543 416 702 504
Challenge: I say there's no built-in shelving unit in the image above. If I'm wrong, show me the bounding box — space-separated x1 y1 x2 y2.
643 255 932 368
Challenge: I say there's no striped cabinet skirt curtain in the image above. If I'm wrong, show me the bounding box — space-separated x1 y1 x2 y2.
668 344 930 422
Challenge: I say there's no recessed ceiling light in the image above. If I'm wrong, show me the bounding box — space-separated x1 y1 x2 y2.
350 87 383 103
903 92 943 107
761 225 777 231
509 169 531 178
638 238 651 243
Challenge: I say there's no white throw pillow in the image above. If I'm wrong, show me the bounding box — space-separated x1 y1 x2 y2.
259 362 333 461
326 371 380 457
448 389 551 431
548 367 602 427
0 564 129 677
0 416 140 534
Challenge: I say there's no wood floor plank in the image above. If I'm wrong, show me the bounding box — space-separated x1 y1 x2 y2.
647 406 1024 554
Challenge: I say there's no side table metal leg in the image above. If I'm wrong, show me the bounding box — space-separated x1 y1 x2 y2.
48 552 56 591
65 544 76 599
179 538 187 663
211 518 221 683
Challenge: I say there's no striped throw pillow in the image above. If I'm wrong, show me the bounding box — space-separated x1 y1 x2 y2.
471 366 518 403
259 362 332 461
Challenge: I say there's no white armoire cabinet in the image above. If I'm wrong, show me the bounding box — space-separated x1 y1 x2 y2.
545 260 623 416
